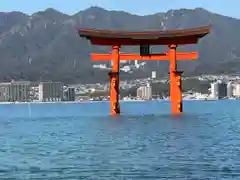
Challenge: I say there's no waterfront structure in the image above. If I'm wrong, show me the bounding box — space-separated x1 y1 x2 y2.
0 81 32 102
210 81 228 99
227 82 233 97
78 25 210 115
218 82 227 99
210 82 218 99
9 81 32 102
0 83 10 102
39 82 63 102
64 87 75 101
233 83 240 97
137 83 152 100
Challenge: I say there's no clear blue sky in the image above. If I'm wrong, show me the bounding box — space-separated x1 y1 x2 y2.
0 0 239 18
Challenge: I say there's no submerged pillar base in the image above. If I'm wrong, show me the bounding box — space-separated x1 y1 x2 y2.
108 71 120 115
169 71 183 115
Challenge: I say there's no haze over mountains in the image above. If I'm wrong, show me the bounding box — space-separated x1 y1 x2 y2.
0 6 240 83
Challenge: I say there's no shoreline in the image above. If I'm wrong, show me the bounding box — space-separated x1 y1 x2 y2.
0 100 146 104
0 99 236 105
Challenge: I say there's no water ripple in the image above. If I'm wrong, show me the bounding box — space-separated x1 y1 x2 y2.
0 101 240 179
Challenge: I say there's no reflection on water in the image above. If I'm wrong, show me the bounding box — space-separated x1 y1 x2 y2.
0 101 240 179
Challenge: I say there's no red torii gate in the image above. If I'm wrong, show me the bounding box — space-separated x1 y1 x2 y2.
78 25 210 116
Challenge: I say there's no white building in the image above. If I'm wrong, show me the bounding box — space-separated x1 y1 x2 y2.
227 82 233 97
152 71 156 79
210 82 218 99
120 66 131 72
134 60 139 68
93 64 107 69
136 83 152 100
210 81 228 99
233 83 240 97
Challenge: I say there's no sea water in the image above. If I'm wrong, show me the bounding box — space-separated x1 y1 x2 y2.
0 100 239 179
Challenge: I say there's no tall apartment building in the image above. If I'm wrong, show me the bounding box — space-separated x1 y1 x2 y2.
210 82 218 99
0 81 31 102
227 82 233 97
0 83 10 102
39 82 63 102
137 83 152 100
233 83 240 97
210 81 227 99
63 87 75 101
218 82 227 99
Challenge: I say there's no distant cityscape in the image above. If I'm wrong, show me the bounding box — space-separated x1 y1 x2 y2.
0 72 240 103
0 81 75 103
127 78 240 101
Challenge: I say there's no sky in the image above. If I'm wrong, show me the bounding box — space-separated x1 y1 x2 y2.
0 0 240 19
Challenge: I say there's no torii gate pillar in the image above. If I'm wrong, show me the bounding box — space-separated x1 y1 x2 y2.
108 45 120 115
169 44 183 115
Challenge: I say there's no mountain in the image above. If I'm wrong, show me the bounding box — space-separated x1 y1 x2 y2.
0 7 240 83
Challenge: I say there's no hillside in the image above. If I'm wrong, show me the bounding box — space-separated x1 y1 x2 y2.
0 7 240 83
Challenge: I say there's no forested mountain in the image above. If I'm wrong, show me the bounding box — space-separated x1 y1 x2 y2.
0 7 240 83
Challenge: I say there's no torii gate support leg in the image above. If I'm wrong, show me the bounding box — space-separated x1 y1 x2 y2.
174 71 183 113
109 45 120 115
169 44 183 115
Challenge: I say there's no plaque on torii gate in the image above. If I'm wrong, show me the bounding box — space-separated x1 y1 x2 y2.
78 25 210 116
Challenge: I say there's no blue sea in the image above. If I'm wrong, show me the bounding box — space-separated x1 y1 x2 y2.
0 100 240 179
